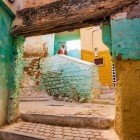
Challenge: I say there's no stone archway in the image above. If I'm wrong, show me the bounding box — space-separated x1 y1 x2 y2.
0 0 140 140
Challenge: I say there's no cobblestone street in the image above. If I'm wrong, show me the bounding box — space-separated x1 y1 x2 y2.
20 93 115 119
1 122 119 140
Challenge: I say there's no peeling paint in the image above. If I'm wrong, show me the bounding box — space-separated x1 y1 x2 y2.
7 36 25 124
102 17 140 60
0 4 13 126
0 3 25 125
111 17 140 60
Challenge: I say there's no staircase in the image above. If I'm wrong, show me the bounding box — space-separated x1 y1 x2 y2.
0 110 118 140
0 93 119 140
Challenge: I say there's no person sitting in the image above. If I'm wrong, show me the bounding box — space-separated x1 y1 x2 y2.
58 44 67 55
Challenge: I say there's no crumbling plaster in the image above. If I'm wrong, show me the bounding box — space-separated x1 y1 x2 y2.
0 2 25 125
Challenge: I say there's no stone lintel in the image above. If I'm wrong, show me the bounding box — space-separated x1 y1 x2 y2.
11 0 137 36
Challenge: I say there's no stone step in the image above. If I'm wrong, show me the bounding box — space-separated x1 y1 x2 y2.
21 113 114 130
0 122 119 140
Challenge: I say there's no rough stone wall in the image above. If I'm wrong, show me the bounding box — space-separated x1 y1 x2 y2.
41 55 100 102
20 58 43 96
1 0 54 14
12 0 137 36
20 36 48 96
1 0 24 14
22 0 58 9
115 60 140 140
24 36 47 58
2 0 58 16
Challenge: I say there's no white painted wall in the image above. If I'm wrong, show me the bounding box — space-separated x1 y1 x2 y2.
41 34 55 56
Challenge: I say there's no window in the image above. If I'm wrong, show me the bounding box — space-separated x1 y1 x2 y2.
94 58 104 66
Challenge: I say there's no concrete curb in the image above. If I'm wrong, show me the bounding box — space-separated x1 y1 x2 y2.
21 113 114 129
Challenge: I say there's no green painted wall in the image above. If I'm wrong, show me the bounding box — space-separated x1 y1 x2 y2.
101 24 112 53
102 18 140 60
111 18 140 60
54 30 81 58
0 3 25 126
0 4 13 126
7 36 25 124
41 55 100 102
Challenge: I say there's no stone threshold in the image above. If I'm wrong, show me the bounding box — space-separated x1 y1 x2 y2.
21 113 114 129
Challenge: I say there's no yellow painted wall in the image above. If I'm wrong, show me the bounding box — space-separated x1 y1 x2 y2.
115 60 140 140
80 27 113 87
95 51 113 87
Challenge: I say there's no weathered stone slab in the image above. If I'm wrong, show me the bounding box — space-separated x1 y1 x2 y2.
21 113 114 129
11 0 137 36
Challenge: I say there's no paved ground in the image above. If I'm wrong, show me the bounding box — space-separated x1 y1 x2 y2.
17 92 118 140
1 122 119 140
20 101 115 119
20 94 115 119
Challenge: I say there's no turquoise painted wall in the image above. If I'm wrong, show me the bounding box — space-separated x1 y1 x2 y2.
102 18 140 60
111 18 140 60
54 30 81 59
0 4 13 126
0 2 25 126
101 24 112 53
41 55 99 102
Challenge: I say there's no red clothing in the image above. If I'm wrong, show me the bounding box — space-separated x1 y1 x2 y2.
58 48 67 55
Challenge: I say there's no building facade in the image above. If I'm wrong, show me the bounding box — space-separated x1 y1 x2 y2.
80 26 115 88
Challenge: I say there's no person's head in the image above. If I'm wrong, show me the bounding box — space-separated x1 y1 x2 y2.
61 44 65 49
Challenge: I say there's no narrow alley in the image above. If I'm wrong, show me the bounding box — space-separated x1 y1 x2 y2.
0 0 140 140
1 90 118 140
